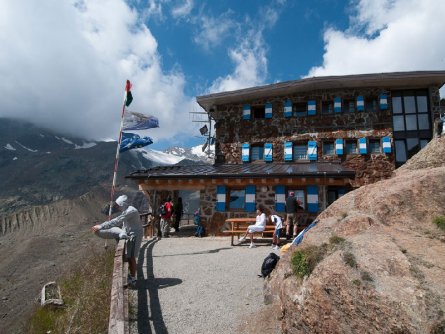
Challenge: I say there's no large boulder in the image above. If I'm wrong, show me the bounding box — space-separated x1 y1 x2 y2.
265 137 445 333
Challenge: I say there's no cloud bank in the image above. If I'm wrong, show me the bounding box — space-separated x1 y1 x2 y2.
307 0 445 84
0 0 195 142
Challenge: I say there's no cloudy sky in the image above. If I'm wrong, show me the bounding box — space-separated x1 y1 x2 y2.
1 0 444 150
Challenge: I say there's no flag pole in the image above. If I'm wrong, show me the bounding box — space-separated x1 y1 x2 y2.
108 80 132 220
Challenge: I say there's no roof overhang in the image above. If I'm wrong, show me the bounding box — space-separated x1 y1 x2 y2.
196 71 445 110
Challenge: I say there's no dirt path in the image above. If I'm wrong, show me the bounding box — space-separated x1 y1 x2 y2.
128 231 282 334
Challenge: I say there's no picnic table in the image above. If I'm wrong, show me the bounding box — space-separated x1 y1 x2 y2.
222 217 276 246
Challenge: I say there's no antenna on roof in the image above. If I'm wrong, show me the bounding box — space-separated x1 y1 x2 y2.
190 106 215 159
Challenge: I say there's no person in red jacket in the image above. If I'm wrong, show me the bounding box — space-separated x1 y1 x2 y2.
160 195 173 238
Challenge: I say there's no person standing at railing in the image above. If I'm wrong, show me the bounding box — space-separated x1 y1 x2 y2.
91 195 143 288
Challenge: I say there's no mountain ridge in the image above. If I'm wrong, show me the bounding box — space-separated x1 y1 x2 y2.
0 118 211 215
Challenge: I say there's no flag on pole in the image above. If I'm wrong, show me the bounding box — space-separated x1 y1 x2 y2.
123 111 159 130
119 132 153 153
125 80 133 107
292 219 319 245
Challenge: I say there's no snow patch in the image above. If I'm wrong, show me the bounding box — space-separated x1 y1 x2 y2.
191 144 214 157
15 141 38 152
13 157 18 160
61 137 74 145
5 143 16 151
138 148 185 165
74 142 97 149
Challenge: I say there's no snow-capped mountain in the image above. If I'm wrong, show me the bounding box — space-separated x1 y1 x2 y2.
0 118 213 214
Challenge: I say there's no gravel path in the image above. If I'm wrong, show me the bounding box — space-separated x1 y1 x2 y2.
128 233 281 334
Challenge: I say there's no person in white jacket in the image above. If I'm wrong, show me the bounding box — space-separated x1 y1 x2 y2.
91 195 143 287
238 205 267 248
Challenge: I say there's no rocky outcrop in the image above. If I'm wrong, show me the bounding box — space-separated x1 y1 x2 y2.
265 137 445 333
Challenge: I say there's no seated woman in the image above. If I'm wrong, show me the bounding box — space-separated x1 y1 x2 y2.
238 205 267 248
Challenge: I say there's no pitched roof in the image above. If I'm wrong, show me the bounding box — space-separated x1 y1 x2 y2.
196 71 445 110
126 162 355 180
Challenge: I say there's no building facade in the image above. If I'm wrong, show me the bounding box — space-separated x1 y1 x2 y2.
128 71 445 235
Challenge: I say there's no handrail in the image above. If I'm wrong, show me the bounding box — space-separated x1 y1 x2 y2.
108 240 129 334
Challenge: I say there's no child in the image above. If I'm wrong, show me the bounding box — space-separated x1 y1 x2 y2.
268 214 283 250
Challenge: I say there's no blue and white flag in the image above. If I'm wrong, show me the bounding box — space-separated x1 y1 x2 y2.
292 219 319 245
123 111 159 130
119 132 153 153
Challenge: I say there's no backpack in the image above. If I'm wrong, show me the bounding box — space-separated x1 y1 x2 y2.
260 252 280 278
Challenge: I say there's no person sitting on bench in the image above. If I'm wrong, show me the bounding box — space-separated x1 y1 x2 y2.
238 205 267 248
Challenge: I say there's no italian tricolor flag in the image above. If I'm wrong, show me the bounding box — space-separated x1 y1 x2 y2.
125 80 133 107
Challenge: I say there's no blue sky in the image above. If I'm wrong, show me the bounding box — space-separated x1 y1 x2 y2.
0 0 444 150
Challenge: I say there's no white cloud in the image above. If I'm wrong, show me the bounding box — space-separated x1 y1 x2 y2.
209 30 268 93
0 0 196 144
307 0 445 95
171 0 194 19
193 12 235 50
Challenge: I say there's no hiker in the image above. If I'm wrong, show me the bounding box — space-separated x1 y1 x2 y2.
268 214 283 250
194 208 205 237
285 191 301 239
173 197 183 232
238 205 267 248
159 195 174 238
91 195 143 288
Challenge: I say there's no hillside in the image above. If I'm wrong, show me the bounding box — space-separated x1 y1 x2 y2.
265 137 445 333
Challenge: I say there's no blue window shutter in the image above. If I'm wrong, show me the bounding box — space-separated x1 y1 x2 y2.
275 185 285 212
335 139 344 155
379 94 388 110
242 143 250 162
216 185 226 212
359 138 367 154
307 141 317 161
306 185 319 213
284 141 293 161
284 100 292 118
265 102 272 119
382 137 392 153
356 96 364 111
264 143 273 162
243 104 251 120
245 185 256 212
334 97 342 113
308 100 316 116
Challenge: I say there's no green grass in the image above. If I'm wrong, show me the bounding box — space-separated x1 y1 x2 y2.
343 251 357 268
291 244 328 278
432 215 445 230
329 235 346 245
27 247 115 334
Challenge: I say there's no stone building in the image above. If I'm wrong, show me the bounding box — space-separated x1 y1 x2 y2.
127 71 445 235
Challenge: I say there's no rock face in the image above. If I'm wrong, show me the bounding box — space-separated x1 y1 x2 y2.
265 137 445 333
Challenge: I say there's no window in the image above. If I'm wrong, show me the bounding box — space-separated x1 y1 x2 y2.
322 101 333 114
293 144 307 160
369 139 381 153
344 100 355 113
252 105 265 119
365 98 379 112
323 142 335 155
392 90 432 166
293 102 307 117
229 189 245 210
345 140 358 154
288 189 306 209
251 145 264 161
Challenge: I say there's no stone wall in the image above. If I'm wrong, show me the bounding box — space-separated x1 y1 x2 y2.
210 86 442 187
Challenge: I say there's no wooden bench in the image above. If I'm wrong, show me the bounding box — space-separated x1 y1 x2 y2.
223 217 279 246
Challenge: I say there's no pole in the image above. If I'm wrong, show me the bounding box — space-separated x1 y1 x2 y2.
107 80 131 220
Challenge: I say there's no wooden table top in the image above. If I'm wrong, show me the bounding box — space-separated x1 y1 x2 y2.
225 217 256 223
